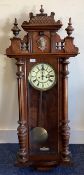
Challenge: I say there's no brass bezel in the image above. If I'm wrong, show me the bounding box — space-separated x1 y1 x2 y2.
28 63 57 91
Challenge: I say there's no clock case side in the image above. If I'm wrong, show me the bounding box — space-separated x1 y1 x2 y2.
15 58 29 166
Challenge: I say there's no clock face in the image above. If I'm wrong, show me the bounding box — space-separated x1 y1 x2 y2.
28 63 56 91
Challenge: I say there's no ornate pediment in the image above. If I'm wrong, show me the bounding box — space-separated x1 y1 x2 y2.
6 5 79 58
22 5 62 31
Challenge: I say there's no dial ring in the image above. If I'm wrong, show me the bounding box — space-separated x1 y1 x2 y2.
28 63 57 91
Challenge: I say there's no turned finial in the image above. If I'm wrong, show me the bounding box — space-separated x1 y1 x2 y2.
51 12 55 18
11 18 21 37
29 12 33 19
65 17 74 37
40 5 44 14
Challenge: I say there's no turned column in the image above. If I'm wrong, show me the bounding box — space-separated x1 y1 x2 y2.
60 58 71 163
16 59 28 164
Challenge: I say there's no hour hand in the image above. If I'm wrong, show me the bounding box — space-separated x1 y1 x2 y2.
41 73 44 80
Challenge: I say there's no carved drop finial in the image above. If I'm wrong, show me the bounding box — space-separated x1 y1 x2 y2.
11 18 21 37
40 5 44 14
65 17 74 37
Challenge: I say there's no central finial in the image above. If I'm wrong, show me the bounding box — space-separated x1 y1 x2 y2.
40 5 44 14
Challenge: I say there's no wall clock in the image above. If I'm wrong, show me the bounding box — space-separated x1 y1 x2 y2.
6 5 79 170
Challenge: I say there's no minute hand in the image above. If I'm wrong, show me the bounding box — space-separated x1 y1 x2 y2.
41 70 44 80
41 65 45 80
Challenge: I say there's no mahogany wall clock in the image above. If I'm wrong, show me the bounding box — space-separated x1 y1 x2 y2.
6 5 79 170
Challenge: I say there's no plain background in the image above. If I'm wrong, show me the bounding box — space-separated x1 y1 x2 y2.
0 0 84 143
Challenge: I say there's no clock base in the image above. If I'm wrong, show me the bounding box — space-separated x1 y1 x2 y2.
15 160 58 170
31 160 58 171
15 159 72 170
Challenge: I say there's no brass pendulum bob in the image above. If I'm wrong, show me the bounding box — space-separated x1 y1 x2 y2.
31 127 48 143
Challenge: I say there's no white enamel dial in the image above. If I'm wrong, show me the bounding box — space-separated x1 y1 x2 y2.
28 63 56 91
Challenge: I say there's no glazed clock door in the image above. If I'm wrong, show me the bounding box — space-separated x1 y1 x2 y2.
27 58 59 160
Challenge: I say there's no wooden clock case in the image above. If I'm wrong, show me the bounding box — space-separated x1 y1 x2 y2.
6 5 79 170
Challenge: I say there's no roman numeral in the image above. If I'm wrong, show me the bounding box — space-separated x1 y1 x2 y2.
37 82 39 86
48 70 53 73
31 75 36 77
33 79 36 82
37 66 40 70
49 75 54 77
42 83 44 88
49 79 53 82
